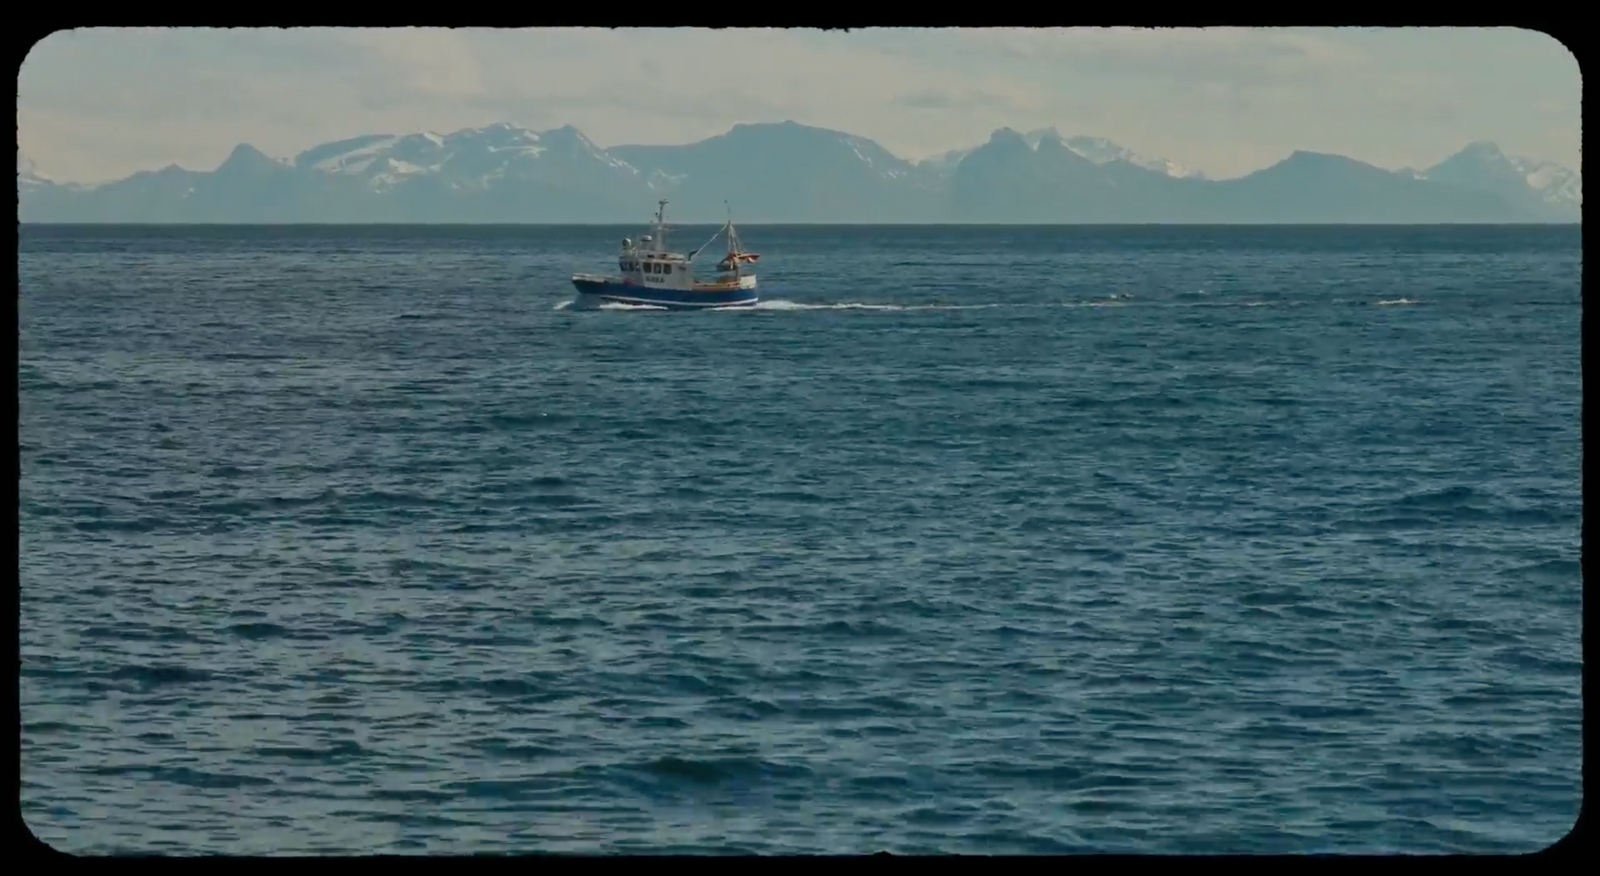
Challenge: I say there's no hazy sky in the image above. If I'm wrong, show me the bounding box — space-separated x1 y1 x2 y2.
18 27 1581 183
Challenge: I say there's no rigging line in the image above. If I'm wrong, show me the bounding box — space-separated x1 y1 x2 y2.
689 221 728 260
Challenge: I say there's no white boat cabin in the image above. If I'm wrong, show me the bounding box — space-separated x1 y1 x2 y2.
613 199 758 291
617 238 694 290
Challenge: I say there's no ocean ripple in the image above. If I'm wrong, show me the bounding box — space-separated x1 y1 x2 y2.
19 223 1581 854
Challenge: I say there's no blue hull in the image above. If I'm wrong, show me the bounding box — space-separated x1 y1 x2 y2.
571 278 758 310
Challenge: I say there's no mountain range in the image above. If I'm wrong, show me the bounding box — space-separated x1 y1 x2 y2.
17 120 1581 224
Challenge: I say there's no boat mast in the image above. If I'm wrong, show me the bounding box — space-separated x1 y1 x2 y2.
724 201 741 277
654 199 669 251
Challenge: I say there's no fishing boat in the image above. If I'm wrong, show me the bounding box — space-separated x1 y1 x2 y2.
571 199 760 310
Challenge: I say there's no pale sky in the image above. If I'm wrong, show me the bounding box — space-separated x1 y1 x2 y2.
17 27 1581 184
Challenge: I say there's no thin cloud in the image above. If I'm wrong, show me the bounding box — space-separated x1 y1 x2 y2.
17 27 1582 184
896 89 1018 111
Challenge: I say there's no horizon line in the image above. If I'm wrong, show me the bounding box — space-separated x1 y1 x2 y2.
19 221 1583 229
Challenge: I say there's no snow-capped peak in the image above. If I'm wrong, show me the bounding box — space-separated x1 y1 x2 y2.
1021 127 1063 149
1061 135 1201 179
538 124 636 172
269 122 646 192
1511 158 1580 208
545 124 594 147
17 153 57 192
834 130 917 178
216 143 293 175
916 146 974 171
309 136 399 174
916 130 1201 180
1422 140 1582 209
17 153 50 181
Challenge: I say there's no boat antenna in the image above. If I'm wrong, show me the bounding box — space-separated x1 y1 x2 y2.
647 198 672 251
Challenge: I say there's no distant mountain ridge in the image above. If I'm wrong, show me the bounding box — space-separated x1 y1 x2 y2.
18 120 1581 224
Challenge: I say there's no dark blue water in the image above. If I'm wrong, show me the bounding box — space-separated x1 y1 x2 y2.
19 224 1582 855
